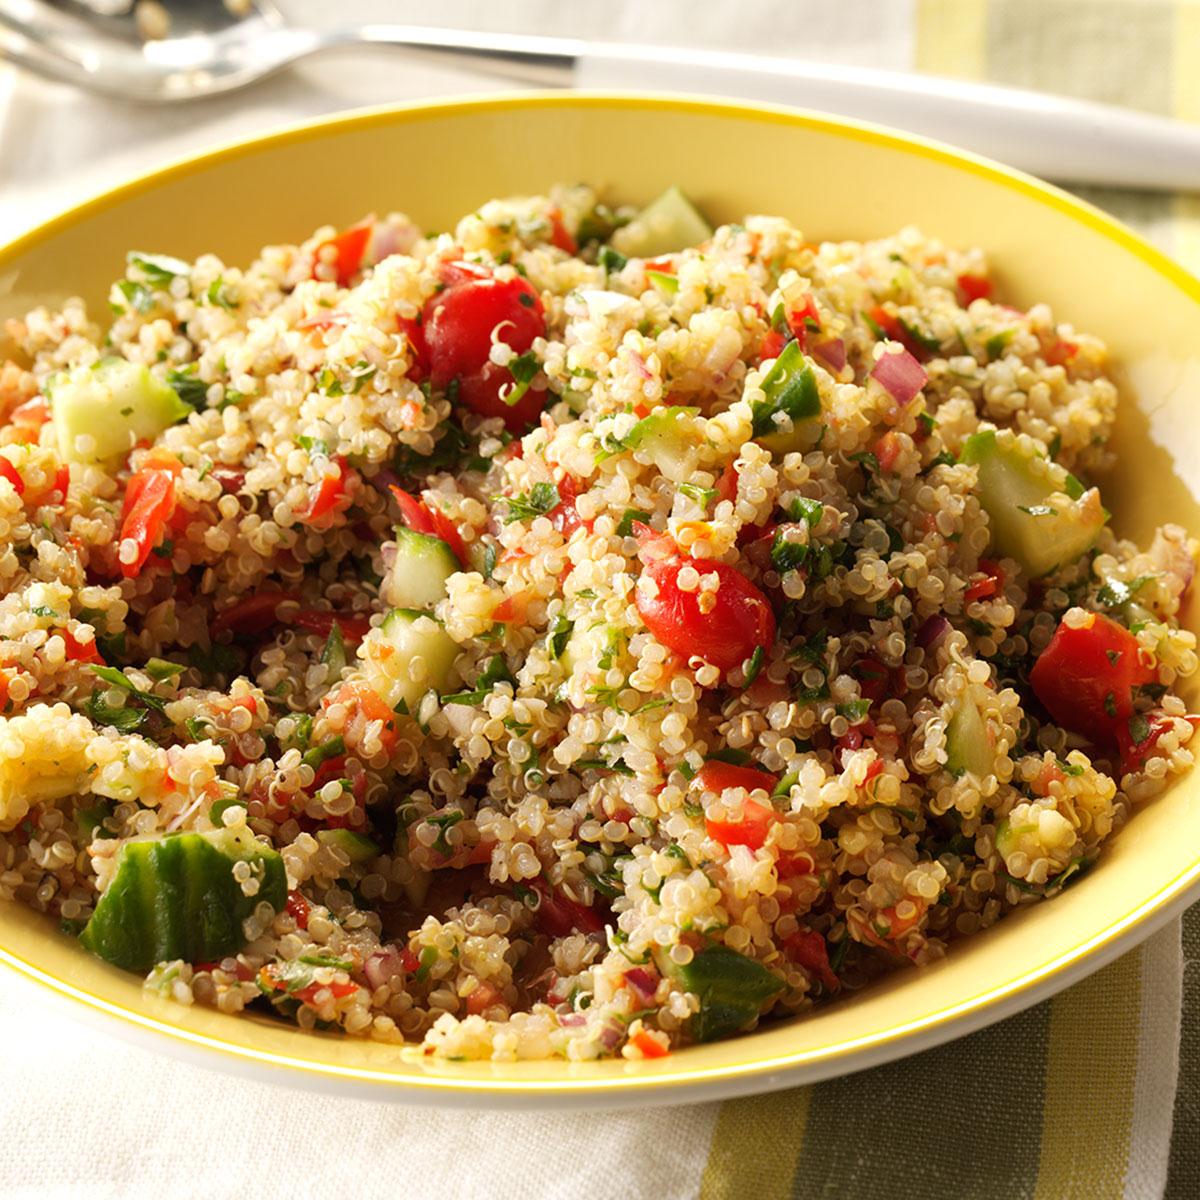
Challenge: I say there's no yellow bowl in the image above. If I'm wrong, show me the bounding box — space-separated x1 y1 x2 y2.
3 93 1200 1109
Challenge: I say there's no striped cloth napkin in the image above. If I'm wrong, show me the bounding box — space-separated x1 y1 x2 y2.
1 3 1199 1198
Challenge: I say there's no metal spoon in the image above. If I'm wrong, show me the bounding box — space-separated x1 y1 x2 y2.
3 0 1200 190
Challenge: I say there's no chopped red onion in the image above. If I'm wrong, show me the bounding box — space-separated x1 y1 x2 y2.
624 967 659 1006
364 947 404 990
813 338 846 373
871 347 927 405
557 1012 588 1028
916 614 950 649
598 1019 625 1050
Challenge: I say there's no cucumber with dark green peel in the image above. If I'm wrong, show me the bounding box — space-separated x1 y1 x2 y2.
363 608 459 712
751 343 823 455
384 527 459 611
78 827 285 972
657 943 784 1042
316 828 380 864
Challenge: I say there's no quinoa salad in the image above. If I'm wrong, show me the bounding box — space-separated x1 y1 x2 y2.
0 183 1196 1063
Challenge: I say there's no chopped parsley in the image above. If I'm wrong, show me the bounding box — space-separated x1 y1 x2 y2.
500 482 560 524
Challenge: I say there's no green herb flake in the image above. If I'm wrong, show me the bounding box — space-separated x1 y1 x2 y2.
503 351 541 407
1128 713 1151 746
678 482 717 506
301 736 345 771
770 530 809 574
617 508 652 537
500 481 560 524
790 496 824 526
127 251 191 284
742 645 765 687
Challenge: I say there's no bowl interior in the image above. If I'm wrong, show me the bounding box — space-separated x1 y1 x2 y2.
3 94 1200 1102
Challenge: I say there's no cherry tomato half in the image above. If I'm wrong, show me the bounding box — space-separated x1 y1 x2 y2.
423 275 547 430
633 531 775 672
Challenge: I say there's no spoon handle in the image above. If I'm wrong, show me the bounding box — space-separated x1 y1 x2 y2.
573 46 1200 191
345 25 1200 190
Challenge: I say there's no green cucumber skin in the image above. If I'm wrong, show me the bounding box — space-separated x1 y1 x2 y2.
662 943 784 1043
388 528 458 610
79 833 285 972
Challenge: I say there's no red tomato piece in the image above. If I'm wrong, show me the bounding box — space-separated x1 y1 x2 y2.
851 656 890 702
211 591 293 636
286 890 311 930
873 431 904 474
119 467 177 577
1030 612 1156 744
1045 339 1079 367
10 397 49 430
1116 712 1200 776
786 293 821 347
466 981 505 1016
633 530 775 672
314 218 373 287
326 680 400 756
423 275 547 431
388 484 467 566
396 315 430 381
758 329 788 364
630 1029 670 1058
693 760 779 795
53 463 69 502
291 611 372 642
62 628 103 664
528 877 606 937
304 459 352 525
694 761 780 850
547 207 577 254
714 462 739 507
956 273 993 304
783 929 841 992
0 457 23 495
963 558 1005 605
549 474 588 536
294 979 359 1006
705 797 778 850
867 304 930 362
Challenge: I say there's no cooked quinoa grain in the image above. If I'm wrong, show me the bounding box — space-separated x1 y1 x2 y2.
0 185 1195 1061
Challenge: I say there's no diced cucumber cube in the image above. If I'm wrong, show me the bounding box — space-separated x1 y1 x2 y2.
78 826 285 972
316 828 380 863
623 405 700 481
960 429 1105 577
945 694 995 778
611 186 713 258
48 357 191 466
364 608 459 712
383 528 459 611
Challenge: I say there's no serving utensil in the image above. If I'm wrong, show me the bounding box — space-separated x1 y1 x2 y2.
1 0 1198 190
